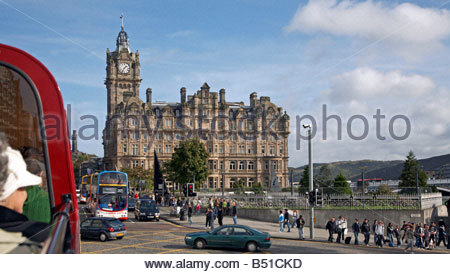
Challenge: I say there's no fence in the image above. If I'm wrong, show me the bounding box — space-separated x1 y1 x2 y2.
195 192 442 210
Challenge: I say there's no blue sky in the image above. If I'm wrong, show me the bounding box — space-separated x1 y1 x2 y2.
2 0 450 167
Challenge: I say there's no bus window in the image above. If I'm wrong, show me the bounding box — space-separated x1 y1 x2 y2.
0 64 51 224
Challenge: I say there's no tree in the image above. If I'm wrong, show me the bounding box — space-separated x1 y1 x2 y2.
377 184 392 195
251 182 264 194
163 138 209 190
316 165 333 188
120 166 153 192
399 151 428 192
333 172 352 195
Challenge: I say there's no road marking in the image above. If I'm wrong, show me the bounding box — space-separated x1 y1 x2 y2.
157 248 188 254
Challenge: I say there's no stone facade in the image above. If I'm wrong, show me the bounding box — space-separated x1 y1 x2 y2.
103 26 290 190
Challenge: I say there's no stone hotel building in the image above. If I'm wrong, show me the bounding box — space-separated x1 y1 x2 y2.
103 25 290 190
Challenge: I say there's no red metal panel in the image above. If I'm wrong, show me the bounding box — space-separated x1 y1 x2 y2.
0 44 80 253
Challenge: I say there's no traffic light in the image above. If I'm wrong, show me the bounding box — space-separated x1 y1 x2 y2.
308 191 316 205
182 184 188 197
315 189 323 206
187 183 196 197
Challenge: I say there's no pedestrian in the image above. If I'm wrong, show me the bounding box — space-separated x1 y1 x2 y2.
429 222 437 249
197 200 202 215
400 220 408 243
232 201 237 224
415 223 424 249
352 219 360 245
217 203 223 226
296 215 305 240
187 203 193 225
226 200 231 216
436 219 447 247
375 220 384 248
205 208 211 229
404 224 415 254
386 223 394 247
283 209 290 232
361 219 371 246
291 210 298 229
336 216 344 243
326 217 336 242
209 208 215 231
279 210 285 232
423 224 431 249
394 225 401 246
342 217 348 241
372 219 378 245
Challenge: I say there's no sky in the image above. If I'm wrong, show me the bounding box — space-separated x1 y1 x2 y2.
1 0 450 167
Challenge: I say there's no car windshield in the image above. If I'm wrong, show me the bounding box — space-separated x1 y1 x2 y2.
98 192 127 210
140 201 157 210
81 184 88 196
129 198 136 204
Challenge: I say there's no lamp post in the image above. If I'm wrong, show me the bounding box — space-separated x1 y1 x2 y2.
290 168 294 196
303 124 314 239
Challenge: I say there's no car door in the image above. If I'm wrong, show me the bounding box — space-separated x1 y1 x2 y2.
88 219 104 238
230 227 252 248
80 219 92 238
208 227 232 248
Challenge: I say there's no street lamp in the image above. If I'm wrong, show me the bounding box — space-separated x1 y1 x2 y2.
303 124 314 239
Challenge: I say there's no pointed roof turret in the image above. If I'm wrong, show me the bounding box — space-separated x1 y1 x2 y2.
116 14 130 52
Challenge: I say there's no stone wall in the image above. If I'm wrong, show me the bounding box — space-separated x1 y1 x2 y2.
237 205 449 228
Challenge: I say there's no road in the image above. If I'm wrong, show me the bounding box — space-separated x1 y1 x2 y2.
80 208 449 254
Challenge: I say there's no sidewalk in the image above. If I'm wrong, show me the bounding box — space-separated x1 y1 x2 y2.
159 207 331 242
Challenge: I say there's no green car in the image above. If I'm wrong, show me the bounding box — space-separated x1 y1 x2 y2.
185 225 271 252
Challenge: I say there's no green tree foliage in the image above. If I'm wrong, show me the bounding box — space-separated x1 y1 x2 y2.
377 184 392 195
399 151 428 190
316 165 333 188
163 138 209 189
251 182 264 194
120 166 153 191
333 172 352 194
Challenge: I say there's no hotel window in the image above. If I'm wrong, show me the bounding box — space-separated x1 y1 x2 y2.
156 144 162 153
229 122 234 130
214 145 218 153
261 146 265 154
209 177 214 188
220 145 224 154
143 131 148 140
165 144 172 153
176 133 183 140
213 161 217 170
248 121 254 130
218 120 225 130
238 120 244 129
123 144 127 153
132 131 139 140
155 133 162 140
132 144 139 155
248 178 255 187
273 161 277 170
141 160 145 168
229 161 236 170
165 133 172 141
229 145 236 154
265 161 269 170
208 144 212 153
269 146 275 155
143 144 148 153
122 131 127 140
209 160 214 170
248 146 254 154
280 146 283 155
230 134 237 141
133 160 139 168
239 145 245 154
175 109 180 117
219 161 224 171
239 161 245 170
164 119 172 128
155 109 160 116
211 120 215 129
248 161 254 170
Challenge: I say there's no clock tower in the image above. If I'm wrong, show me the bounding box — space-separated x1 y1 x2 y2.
105 22 141 117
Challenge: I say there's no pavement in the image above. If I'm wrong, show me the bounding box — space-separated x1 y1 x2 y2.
160 206 348 242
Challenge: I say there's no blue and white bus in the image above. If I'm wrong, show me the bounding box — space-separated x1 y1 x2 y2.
91 171 129 220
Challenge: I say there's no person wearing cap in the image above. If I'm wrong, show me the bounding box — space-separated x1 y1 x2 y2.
0 145 51 243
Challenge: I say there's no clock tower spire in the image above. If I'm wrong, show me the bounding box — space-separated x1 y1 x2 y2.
105 19 141 117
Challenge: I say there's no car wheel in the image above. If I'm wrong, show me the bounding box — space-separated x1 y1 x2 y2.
156 218 160 222
194 239 206 249
246 241 257 252
99 233 108 242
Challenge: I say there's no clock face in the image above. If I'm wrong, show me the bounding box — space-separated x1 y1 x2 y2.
119 63 130 74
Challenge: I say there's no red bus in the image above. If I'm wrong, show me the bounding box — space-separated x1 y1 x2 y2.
0 44 80 253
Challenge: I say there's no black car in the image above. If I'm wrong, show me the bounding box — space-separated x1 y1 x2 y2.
135 199 160 221
128 197 137 211
80 217 127 242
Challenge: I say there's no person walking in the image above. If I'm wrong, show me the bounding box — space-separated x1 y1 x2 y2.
283 209 291 232
326 217 336 242
296 215 305 240
429 222 437 249
352 219 360 245
404 224 415 253
342 217 348 241
423 224 431 249
387 223 394 247
394 225 401 246
372 220 378 245
415 223 424 249
232 201 237 224
187 203 193 225
279 210 285 232
400 221 408 243
375 220 385 248
436 219 447 247
291 210 298 229
205 208 211 229
361 219 371 246
217 203 223 226
336 216 344 243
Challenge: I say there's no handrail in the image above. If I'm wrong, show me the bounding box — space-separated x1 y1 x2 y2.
42 196 73 254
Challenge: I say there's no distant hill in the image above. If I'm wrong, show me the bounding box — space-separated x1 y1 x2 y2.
290 153 450 182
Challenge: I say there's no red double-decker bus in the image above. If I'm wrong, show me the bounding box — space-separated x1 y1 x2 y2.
0 44 80 253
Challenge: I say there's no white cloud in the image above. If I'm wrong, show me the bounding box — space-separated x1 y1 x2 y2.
322 67 435 103
285 0 450 59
